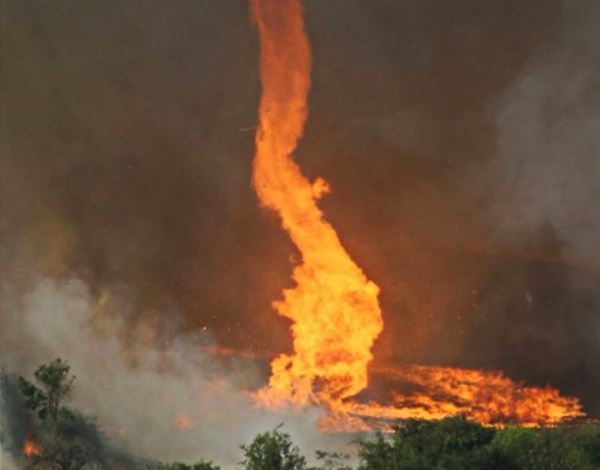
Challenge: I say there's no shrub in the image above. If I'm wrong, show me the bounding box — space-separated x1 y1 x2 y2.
241 426 307 470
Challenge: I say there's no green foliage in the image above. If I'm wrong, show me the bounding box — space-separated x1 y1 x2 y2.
357 432 396 469
35 433 107 470
17 359 108 469
520 427 597 470
492 426 536 469
395 416 495 455
356 418 600 470
18 358 75 425
168 460 221 470
241 425 308 470
357 417 511 470
491 424 600 470
575 425 600 467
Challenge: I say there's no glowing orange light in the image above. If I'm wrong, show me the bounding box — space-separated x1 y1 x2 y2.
23 438 41 457
249 0 584 430
251 0 383 409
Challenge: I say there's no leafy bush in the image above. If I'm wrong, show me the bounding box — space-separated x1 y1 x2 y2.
358 417 512 470
355 417 600 470
523 427 596 470
241 425 308 470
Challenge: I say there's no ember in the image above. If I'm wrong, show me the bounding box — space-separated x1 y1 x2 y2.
23 437 41 457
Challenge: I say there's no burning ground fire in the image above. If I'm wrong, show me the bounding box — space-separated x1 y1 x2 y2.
249 0 583 430
330 366 584 431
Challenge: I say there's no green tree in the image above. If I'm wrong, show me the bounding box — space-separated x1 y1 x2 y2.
574 424 600 468
241 425 308 470
524 427 595 470
492 426 536 469
357 432 396 470
18 358 75 431
18 359 108 469
357 416 511 470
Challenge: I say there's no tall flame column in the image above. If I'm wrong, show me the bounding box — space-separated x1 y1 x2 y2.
250 0 384 408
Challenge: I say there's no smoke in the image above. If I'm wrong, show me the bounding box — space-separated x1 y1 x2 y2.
482 0 600 263
0 0 293 355
0 373 31 468
2 0 599 454
0 451 19 470
0 276 351 466
463 0 600 414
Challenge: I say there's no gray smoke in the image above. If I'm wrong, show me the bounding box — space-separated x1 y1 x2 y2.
0 276 349 466
462 0 600 414
482 0 600 263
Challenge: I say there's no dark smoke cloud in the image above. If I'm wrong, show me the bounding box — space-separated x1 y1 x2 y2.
1 0 293 352
463 0 600 415
1 0 599 449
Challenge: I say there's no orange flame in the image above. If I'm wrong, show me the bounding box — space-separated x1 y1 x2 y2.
328 365 584 431
23 438 41 457
249 0 584 429
251 0 383 408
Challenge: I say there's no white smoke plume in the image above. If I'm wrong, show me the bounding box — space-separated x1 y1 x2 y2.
0 275 350 467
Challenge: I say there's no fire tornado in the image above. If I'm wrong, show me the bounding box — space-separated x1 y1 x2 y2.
251 0 383 408
250 0 583 428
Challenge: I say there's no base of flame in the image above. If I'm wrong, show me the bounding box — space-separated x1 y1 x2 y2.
255 363 584 432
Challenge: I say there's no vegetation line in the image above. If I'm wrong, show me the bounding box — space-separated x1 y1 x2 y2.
2 359 599 469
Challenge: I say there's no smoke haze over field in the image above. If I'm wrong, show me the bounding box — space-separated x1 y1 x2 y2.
0 277 347 465
1 0 600 461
